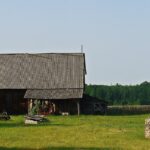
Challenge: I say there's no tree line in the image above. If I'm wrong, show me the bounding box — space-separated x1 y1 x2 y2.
85 81 150 105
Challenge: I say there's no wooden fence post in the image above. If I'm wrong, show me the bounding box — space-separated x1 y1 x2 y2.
28 99 33 114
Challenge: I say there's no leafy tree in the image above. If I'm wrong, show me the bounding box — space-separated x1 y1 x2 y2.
85 81 150 105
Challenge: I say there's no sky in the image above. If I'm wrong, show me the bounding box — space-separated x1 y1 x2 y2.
0 0 150 85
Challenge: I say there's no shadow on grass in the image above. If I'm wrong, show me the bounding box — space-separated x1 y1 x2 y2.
0 147 121 150
0 121 73 128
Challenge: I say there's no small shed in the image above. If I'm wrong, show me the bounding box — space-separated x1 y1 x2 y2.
80 94 107 115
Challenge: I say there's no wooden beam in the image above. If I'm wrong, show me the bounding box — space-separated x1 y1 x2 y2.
77 100 80 116
28 99 33 114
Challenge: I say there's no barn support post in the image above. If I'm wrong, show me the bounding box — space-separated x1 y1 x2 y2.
77 100 80 116
28 99 33 114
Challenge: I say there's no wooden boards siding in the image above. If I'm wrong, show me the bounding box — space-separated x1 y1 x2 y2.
0 90 27 114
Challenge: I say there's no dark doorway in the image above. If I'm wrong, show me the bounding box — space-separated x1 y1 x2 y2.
0 90 28 114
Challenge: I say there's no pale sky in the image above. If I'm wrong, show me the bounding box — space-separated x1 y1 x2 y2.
0 0 150 85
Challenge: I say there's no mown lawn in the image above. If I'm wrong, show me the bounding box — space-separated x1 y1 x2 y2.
0 115 150 150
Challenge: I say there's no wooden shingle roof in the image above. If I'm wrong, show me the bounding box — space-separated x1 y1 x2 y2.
24 89 83 99
0 53 86 99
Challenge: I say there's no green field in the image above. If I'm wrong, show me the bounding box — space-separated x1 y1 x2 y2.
0 115 150 150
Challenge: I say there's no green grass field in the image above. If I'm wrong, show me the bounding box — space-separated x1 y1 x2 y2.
0 115 150 150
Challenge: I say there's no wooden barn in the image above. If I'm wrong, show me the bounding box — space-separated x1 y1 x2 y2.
0 53 107 115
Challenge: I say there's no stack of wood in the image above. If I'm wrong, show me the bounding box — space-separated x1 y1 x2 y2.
145 118 150 138
24 115 48 125
0 112 10 120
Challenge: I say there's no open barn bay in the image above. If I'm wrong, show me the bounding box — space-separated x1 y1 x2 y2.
0 115 150 150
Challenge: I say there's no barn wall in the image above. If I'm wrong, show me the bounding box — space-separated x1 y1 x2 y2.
0 90 107 115
0 90 28 114
53 100 79 115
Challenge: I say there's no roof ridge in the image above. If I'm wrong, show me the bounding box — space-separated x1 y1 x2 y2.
0 52 84 55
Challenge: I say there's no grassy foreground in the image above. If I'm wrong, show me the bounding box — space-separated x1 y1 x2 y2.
0 115 150 150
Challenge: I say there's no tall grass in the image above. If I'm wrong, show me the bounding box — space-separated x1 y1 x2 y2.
107 105 150 115
0 115 150 149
